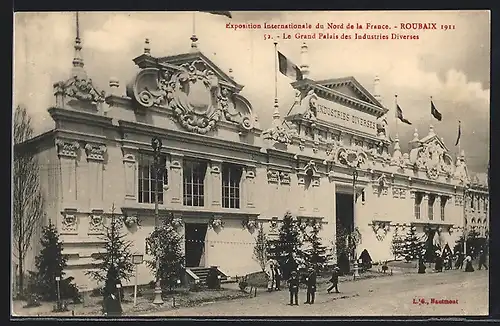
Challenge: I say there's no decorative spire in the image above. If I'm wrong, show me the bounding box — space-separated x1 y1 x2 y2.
190 34 199 52
272 98 281 127
373 75 382 104
144 38 151 56
428 124 435 136
71 12 87 80
300 42 310 78
228 68 234 79
412 128 419 141
391 134 402 165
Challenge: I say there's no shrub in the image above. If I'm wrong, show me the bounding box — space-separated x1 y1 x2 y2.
24 293 42 308
189 282 201 292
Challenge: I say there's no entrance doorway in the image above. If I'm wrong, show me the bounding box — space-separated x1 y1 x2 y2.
335 192 354 274
424 228 437 263
185 223 208 268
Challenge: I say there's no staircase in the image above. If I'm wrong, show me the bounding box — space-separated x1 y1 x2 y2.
186 266 229 286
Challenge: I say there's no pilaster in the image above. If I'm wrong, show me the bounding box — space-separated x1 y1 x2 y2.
55 139 80 208
209 160 222 208
422 193 429 220
169 154 183 206
244 166 256 209
85 142 106 210
121 146 138 201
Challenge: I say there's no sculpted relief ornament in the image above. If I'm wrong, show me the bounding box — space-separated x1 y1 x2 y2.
128 60 255 135
54 77 105 108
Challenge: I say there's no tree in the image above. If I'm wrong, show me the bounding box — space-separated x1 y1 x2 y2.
86 204 134 298
13 105 45 296
302 222 331 271
252 223 268 272
401 226 425 262
390 232 405 261
267 211 303 279
145 215 184 293
32 222 80 302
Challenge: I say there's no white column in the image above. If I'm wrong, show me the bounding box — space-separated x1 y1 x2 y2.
244 167 256 209
122 147 137 201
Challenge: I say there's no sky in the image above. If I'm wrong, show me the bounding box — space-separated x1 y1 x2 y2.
13 11 490 173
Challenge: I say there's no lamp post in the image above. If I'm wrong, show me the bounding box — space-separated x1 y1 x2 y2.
55 276 61 310
352 168 360 278
151 137 164 305
132 253 144 306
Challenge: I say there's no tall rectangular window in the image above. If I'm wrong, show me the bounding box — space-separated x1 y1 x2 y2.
440 196 447 221
414 192 422 219
484 198 488 212
428 194 435 220
183 160 207 207
470 195 474 209
222 164 242 209
138 154 167 204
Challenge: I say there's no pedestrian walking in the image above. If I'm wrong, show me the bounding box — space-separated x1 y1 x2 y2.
288 270 299 306
274 263 282 291
478 250 488 270
327 266 340 293
304 267 317 304
464 255 474 272
103 290 122 316
418 256 426 274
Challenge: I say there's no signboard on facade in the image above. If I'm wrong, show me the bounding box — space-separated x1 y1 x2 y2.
316 96 378 136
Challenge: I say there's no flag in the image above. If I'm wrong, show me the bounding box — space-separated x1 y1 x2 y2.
395 104 412 125
278 51 303 81
431 100 442 121
454 120 461 146
202 11 232 18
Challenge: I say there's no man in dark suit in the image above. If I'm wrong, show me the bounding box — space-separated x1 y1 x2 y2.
327 265 340 293
478 250 488 270
304 267 317 304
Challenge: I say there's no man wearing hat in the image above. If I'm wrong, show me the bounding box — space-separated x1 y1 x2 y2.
304 267 317 304
288 270 300 305
327 265 340 293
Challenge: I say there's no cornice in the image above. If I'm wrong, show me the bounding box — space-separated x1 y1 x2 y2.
121 206 260 219
48 107 113 129
117 119 262 155
54 129 108 144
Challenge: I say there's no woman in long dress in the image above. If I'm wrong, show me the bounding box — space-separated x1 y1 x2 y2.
265 260 275 292
464 255 474 272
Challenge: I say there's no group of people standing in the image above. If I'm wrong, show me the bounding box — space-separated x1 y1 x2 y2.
264 259 341 306
417 248 488 274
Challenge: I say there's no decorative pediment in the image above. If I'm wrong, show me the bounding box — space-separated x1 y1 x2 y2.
409 139 455 180
127 53 256 135
157 51 243 91
316 76 383 108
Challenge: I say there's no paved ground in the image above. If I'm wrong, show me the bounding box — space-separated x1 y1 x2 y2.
141 269 488 317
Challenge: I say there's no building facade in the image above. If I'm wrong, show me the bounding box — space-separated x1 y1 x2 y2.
465 173 489 240
16 34 487 290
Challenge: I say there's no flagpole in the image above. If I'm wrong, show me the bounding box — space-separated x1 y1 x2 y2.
274 41 278 101
394 94 399 138
192 11 196 35
430 96 433 130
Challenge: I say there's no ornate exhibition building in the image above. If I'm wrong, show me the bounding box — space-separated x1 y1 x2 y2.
16 30 489 289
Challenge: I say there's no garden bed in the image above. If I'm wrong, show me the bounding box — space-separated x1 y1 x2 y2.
12 286 250 317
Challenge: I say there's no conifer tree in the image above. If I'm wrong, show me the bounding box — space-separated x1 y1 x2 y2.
390 232 405 261
267 211 303 279
86 205 134 298
253 223 268 272
302 221 331 270
34 221 67 300
401 226 425 262
145 215 184 293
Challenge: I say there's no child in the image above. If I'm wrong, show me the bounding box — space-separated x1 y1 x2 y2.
288 270 299 305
